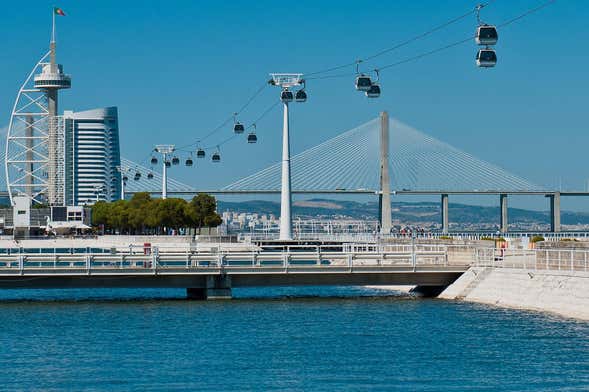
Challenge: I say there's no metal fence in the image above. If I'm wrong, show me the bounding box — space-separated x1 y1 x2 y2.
0 243 461 274
474 248 589 272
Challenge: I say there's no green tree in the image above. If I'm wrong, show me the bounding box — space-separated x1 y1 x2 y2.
108 200 130 233
189 193 222 233
154 198 188 231
127 192 152 233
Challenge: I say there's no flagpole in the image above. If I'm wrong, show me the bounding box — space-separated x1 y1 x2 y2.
51 6 56 43
50 7 56 69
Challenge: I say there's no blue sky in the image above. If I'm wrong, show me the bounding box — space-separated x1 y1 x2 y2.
1 0 588 210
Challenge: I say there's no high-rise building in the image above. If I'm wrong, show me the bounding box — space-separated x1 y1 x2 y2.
63 107 121 205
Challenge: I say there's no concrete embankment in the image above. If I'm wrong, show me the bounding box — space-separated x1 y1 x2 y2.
439 267 589 321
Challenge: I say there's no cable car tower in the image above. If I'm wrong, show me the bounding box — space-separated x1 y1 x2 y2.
5 10 71 205
269 73 306 240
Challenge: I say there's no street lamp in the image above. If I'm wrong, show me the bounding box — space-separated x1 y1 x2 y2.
93 184 106 203
115 166 127 201
269 73 306 240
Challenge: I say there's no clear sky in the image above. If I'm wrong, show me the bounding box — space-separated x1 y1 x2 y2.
1 0 588 211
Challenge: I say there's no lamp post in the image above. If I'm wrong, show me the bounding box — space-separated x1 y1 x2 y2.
93 184 105 203
115 166 127 201
269 74 305 240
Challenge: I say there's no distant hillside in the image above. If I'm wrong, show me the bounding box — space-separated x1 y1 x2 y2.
217 198 589 228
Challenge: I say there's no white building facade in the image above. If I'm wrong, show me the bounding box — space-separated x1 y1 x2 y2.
63 107 121 205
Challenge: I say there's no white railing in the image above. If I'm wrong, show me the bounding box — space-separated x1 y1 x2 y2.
2 243 588 275
239 231 589 243
474 248 589 272
0 245 462 275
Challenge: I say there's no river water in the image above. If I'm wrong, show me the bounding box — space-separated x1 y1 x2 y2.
0 287 587 391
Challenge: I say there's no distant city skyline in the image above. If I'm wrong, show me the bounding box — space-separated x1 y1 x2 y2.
2 0 587 211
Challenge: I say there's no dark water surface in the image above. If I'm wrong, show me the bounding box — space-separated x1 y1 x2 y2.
0 287 588 391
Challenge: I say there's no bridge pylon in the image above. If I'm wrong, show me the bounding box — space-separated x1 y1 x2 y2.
379 111 392 234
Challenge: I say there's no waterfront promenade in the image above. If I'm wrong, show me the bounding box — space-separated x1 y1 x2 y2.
1 236 588 320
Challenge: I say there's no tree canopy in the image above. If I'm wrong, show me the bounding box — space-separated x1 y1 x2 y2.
91 193 222 234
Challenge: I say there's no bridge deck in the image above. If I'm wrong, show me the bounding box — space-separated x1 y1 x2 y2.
0 250 468 289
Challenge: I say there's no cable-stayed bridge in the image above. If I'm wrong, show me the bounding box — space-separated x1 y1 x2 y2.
116 114 573 233
0 114 580 232
223 117 541 193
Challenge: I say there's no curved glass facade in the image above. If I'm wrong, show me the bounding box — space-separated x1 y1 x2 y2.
63 107 121 205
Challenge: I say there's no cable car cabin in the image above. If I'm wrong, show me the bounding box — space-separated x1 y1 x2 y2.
247 132 257 143
165 160 171 168
212 152 221 162
476 49 497 67
365 84 381 98
134 172 141 180
281 90 294 103
234 122 245 134
150 157 158 165
147 172 154 179
355 75 372 91
171 157 180 165
197 149 205 158
475 25 498 46
295 90 307 102
185 158 193 166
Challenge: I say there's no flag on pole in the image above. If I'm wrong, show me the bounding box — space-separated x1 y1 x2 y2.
54 7 66 16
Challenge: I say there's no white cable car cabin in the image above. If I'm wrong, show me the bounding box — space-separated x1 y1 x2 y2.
197 149 205 158
234 122 245 134
475 25 498 46
366 84 381 98
281 90 294 103
355 75 372 91
295 89 307 102
476 48 497 68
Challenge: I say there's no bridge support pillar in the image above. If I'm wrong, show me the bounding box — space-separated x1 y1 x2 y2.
379 111 392 234
500 194 508 234
187 275 232 300
441 194 449 234
550 192 561 233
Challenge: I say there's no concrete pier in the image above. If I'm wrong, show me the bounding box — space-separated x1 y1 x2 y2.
187 275 232 300
550 192 561 233
441 194 449 234
500 194 508 233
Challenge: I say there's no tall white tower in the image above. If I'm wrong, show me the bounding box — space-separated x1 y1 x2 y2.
269 74 305 240
5 10 70 206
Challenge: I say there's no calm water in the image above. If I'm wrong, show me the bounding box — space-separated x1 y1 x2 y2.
0 287 588 391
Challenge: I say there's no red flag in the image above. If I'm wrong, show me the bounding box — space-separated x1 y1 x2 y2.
54 7 66 16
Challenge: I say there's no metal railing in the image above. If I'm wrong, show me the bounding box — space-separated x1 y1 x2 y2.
474 248 589 272
239 231 589 243
0 245 460 276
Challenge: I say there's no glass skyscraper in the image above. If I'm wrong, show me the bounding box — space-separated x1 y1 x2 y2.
63 107 121 205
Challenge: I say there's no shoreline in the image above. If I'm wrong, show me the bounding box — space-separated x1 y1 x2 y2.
438 267 589 321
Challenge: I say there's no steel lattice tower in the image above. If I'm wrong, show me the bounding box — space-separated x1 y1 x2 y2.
5 11 71 205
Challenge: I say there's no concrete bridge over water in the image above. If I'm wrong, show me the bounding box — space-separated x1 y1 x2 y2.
0 244 467 299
